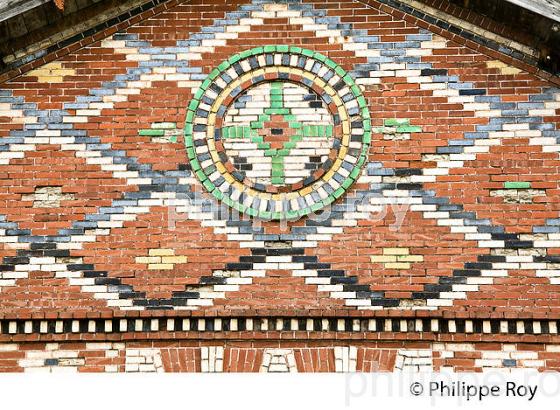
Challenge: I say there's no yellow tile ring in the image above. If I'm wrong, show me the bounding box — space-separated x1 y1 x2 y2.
184 46 371 220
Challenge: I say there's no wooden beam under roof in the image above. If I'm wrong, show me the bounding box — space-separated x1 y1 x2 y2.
504 0 560 24
0 0 50 23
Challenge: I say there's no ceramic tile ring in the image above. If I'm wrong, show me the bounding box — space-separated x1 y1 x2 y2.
185 46 371 219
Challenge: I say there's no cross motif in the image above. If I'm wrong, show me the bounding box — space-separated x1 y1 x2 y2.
221 82 333 186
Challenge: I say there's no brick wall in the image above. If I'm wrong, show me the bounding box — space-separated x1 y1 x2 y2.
0 0 559 372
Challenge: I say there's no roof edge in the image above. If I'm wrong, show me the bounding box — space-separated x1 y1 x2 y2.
504 0 560 24
0 0 49 23
1 0 560 86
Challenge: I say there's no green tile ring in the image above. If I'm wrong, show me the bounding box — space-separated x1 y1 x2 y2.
184 46 371 220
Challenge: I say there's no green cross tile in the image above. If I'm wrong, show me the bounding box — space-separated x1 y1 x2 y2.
222 82 333 185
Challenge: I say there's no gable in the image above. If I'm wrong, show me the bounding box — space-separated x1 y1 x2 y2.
0 0 559 345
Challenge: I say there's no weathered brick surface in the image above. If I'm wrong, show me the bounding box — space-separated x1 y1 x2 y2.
0 0 559 371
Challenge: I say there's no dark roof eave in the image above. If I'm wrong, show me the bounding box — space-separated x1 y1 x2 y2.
0 0 50 23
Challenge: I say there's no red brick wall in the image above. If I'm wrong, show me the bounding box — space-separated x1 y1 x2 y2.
0 0 559 371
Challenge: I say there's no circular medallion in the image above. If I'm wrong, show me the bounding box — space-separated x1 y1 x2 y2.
184 46 371 220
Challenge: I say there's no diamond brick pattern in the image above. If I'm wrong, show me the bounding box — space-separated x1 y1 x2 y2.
0 0 559 372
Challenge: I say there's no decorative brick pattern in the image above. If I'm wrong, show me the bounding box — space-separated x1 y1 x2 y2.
222 82 334 187
260 348 297 373
334 346 358 372
14 342 124 373
433 343 560 372
161 347 199 372
374 119 423 140
0 0 557 313
3 343 558 372
490 185 546 204
125 348 164 373
21 186 76 208
486 60 522 76
370 248 424 270
395 349 433 372
201 346 224 373
26 62 76 84
356 348 397 372
185 45 371 219
0 0 560 372
135 248 188 270
139 122 181 143
223 348 263 372
293 348 336 372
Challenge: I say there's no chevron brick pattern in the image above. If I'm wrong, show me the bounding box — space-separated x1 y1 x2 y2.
0 0 559 372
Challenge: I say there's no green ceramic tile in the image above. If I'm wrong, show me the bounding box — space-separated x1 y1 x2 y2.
341 178 353 189
239 49 253 59
195 169 206 181
357 96 366 107
313 52 327 62
311 202 323 212
334 66 346 77
504 182 531 189
286 210 299 219
384 118 409 126
217 61 230 71
185 110 194 123
289 46 302 54
349 166 361 180
258 210 272 219
396 125 422 133
208 69 219 80
325 58 337 69
202 180 214 192
153 122 175 129
333 187 345 198
188 100 198 111
302 48 314 57
228 54 241 64
139 129 165 136
265 108 289 115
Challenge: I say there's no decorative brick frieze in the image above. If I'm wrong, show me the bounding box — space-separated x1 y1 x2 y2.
1 342 557 372
0 317 559 339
